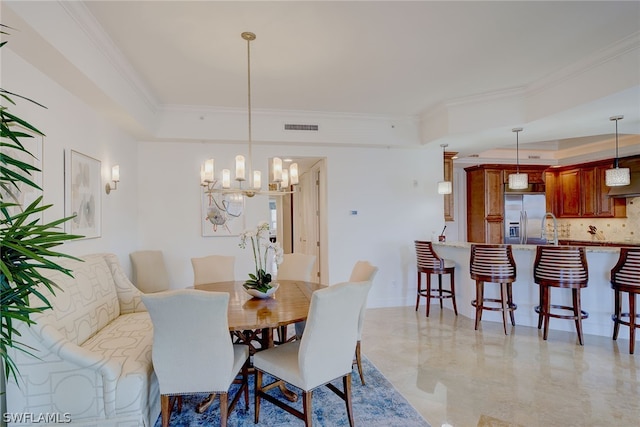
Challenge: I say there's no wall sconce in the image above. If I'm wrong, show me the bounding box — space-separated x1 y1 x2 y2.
105 165 119 194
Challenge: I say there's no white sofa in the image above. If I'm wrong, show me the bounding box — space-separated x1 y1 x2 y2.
5 253 160 427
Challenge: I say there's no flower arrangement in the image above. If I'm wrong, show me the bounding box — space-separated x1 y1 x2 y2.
239 221 283 293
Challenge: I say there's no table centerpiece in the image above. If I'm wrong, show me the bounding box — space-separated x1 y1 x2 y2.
239 221 283 298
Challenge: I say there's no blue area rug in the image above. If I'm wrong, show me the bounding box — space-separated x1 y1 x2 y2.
152 356 430 426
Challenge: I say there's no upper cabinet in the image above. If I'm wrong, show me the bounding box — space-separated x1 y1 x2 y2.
546 160 626 218
465 164 548 244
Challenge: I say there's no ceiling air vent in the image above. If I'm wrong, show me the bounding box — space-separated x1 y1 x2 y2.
528 155 541 159
284 123 319 131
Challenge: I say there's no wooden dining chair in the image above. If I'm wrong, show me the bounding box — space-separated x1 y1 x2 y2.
141 290 249 427
253 281 371 427
191 254 235 285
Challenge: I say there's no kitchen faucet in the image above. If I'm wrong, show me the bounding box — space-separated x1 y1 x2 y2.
541 212 558 245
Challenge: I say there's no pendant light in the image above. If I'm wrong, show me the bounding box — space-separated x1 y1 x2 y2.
508 127 528 190
605 115 630 187
437 144 452 194
200 32 298 200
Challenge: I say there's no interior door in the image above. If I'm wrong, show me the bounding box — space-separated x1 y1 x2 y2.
293 161 322 282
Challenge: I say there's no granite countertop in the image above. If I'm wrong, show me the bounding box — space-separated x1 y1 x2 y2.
557 239 640 247
433 241 627 253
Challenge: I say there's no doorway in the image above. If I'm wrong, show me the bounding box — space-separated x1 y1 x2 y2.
270 157 326 283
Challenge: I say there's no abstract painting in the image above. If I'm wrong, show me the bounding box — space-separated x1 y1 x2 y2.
201 190 245 237
65 150 101 239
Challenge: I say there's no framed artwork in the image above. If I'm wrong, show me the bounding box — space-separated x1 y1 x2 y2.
201 190 245 236
0 133 44 222
65 149 101 239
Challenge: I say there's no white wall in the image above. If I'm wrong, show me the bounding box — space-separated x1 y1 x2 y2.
4 49 140 272
137 141 447 308
6 46 448 310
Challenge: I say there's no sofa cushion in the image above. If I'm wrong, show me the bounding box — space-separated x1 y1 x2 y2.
80 311 154 415
38 254 120 345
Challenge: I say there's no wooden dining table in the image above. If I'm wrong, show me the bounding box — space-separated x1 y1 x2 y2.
195 279 323 345
193 279 324 408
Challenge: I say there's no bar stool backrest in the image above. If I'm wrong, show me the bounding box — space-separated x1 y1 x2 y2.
415 240 444 270
534 246 588 287
611 248 640 289
470 244 516 282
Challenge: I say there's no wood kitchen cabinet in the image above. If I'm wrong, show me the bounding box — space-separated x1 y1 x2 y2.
558 168 581 217
466 164 549 243
465 165 505 244
547 160 626 218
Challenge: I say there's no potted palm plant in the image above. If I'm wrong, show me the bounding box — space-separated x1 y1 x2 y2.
1 25 82 387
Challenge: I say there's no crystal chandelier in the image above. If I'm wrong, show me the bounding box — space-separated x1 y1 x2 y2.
200 32 298 204
508 127 528 190
605 115 630 187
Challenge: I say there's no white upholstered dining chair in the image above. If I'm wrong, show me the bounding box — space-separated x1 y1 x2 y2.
276 252 317 282
141 290 249 427
276 253 317 343
191 254 235 285
349 260 379 385
130 250 170 293
253 280 372 427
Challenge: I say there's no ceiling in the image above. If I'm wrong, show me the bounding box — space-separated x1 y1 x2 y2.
4 1 640 161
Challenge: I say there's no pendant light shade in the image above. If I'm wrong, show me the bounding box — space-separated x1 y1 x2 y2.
437 143 452 194
508 127 528 190
508 173 528 190
606 115 630 187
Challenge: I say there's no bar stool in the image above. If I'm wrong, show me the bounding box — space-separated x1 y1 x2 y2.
470 244 517 334
415 241 457 317
611 248 640 354
533 245 589 345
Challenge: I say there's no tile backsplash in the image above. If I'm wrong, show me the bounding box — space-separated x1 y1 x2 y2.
557 196 639 243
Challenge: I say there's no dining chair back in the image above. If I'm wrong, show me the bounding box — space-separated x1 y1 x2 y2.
349 260 379 385
141 289 249 427
253 281 371 427
275 253 317 344
277 253 316 281
130 250 170 293
349 260 378 282
191 255 235 285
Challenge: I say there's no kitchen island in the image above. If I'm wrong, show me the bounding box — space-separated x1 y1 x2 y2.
432 241 635 342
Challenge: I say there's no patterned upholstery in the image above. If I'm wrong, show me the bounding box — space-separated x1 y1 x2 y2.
5 253 159 427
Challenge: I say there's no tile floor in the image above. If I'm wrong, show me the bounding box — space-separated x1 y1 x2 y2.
362 305 639 427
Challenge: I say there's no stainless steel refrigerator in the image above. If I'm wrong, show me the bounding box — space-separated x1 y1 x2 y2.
504 193 547 244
